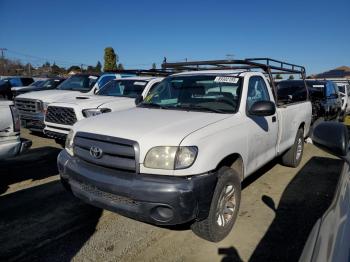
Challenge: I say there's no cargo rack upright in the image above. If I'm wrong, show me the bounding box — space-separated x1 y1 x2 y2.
161 58 308 104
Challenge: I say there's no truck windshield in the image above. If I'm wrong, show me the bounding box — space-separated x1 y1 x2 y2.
97 80 148 98
57 75 97 92
139 75 242 113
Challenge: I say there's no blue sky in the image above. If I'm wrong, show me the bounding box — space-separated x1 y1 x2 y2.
0 0 349 74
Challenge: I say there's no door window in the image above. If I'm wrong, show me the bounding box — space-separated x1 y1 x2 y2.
247 76 270 110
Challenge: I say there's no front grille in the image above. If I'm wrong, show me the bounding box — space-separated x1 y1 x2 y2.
74 132 138 172
46 106 77 126
15 98 41 114
73 180 139 206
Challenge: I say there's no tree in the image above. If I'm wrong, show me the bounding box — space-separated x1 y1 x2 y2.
152 63 157 69
67 65 81 72
288 75 295 80
104 47 118 71
275 74 283 79
117 63 124 70
95 61 102 73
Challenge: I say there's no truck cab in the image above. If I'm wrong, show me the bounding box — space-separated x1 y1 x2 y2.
58 59 312 242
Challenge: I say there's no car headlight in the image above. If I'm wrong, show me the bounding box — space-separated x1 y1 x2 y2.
82 108 111 118
65 130 75 156
144 146 198 170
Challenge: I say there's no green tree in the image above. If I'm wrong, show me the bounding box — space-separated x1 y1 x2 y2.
152 63 157 69
288 75 295 80
104 47 118 71
275 74 283 79
95 61 102 73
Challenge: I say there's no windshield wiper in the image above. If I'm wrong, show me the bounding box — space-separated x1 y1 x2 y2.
176 104 227 113
138 103 171 109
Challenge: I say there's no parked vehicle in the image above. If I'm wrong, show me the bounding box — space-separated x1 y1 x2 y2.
337 83 350 118
299 121 350 262
58 59 312 242
0 99 32 159
0 77 34 100
11 78 65 97
277 80 342 123
14 73 127 133
44 76 163 144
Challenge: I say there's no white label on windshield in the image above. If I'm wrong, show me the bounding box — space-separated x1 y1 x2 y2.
214 76 239 84
54 79 60 82
313 85 324 88
89 76 98 80
134 81 146 86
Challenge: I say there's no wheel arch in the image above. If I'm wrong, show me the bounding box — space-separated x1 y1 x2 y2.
215 153 244 181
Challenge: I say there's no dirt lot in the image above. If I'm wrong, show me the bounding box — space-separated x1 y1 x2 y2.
0 128 343 262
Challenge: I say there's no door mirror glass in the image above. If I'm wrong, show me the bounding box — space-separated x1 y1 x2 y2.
249 101 276 116
312 122 349 157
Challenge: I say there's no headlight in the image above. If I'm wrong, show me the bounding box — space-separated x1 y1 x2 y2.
65 129 75 156
144 146 198 170
82 108 111 118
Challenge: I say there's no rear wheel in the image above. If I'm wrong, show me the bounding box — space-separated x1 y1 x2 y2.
281 128 304 167
191 167 241 242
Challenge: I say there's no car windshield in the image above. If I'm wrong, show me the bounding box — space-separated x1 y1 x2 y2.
31 80 45 87
139 75 242 113
57 75 97 92
97 79 148 98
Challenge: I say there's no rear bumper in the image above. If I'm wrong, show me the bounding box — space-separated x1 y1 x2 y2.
58 150 217 225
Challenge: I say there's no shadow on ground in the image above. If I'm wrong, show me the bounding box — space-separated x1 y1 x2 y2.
0 146 61 194
0 146 103 261
0 180 103 262
220 156 342 262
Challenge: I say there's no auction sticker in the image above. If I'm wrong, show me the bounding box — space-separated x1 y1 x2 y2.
134 81 147 86
214 76 239 83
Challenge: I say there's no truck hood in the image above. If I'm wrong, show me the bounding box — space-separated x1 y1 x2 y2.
73 107 231 151
56 95 133 108
16 90 83 103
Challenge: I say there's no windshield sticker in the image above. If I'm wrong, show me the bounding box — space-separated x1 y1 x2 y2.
312 85 324 88
134 81 146 86
89 76 98 80
214 76 239 84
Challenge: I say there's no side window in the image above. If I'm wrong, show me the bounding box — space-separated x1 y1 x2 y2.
326 82 336 97
247 76 270 110
148 81 160 94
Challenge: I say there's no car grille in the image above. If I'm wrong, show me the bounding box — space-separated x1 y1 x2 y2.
74 132 138 172
15 98 41 114
45 106 77 126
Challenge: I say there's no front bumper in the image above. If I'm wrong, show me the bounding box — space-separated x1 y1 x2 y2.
0 137 32 159
19 112 45 132
58 150 217 225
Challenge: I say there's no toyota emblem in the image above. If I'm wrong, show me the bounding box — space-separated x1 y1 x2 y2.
89 146 103 159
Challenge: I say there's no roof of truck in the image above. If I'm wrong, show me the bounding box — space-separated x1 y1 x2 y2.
112 76 163 81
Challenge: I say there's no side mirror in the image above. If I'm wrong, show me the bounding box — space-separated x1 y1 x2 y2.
249 101 276 116
135 95 143 105
94 88 99 94
312 122 349 157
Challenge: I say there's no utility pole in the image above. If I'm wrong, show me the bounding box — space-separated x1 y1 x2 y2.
0 48 7 75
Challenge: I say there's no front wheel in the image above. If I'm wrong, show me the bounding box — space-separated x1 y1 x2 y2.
281 128 304 167
191 167 241 242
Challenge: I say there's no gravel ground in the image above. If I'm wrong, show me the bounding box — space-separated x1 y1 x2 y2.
0 128 343 262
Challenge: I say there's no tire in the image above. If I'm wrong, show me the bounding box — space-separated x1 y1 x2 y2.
281 128 304 167
191 167 241 242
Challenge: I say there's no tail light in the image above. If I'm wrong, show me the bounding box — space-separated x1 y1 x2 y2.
9 105 20 132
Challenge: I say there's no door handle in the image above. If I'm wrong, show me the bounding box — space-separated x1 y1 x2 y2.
272 116 276 122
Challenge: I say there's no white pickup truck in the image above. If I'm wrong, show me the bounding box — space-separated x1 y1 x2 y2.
44 77 163 143
58 59 312 242
0 99 31 159
14 73 127 133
